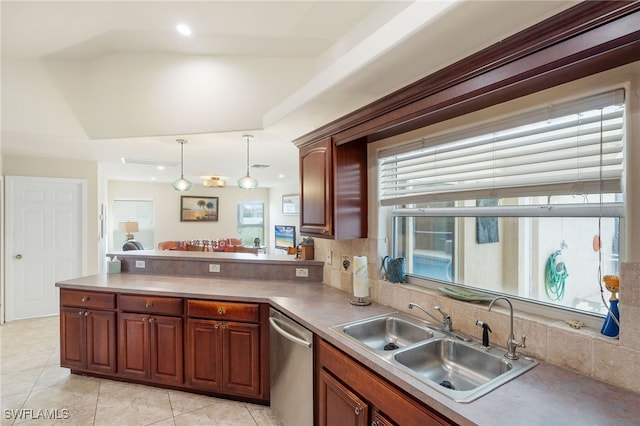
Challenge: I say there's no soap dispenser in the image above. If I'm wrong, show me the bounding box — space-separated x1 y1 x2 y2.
476 320 492 348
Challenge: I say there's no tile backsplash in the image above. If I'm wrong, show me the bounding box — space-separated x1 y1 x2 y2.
314 237 640 394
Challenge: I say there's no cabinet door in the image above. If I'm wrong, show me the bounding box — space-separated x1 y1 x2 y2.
371 409 396 426
318 369 368 426
150 315 183 385
333 139 368 239
300 137 333 236
86 310 116 374
60 307 87 370
222 322 261 397
185 319 222 391
118 313 149 381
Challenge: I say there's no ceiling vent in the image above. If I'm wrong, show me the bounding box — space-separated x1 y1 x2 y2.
251 164 271 169
121 158 178 168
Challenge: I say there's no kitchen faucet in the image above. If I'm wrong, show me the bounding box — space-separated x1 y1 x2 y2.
408 302 452 332
488 296 526 360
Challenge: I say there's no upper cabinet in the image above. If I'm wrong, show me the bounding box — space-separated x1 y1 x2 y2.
299 137 367 239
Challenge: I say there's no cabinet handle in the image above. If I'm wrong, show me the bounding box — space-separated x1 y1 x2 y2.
81 296 89 302
221 324 226 329
214 324 219 329
78 311 84 316
143 317 147 322
145 302 153 308
372 421 379 426
218 308 224 315
149 318 155 323
84 311 89 316
355 406 362 416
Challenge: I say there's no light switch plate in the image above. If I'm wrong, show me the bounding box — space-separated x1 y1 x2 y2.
325 250 333 265
209 264 220 273
135 260 145 268
295 268 309 277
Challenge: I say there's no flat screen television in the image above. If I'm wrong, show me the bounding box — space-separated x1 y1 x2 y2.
274 225 296 250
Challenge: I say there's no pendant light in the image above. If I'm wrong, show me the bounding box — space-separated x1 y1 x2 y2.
172 138 192 191
237 134 258 190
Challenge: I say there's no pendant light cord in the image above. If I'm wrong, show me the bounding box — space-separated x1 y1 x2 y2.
180 140 185 178
245 136 250 175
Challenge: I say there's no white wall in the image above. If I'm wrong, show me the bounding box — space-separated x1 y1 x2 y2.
107 180 302 254
268 184 301 253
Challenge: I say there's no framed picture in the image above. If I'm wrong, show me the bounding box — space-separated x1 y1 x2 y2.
282 194 300 215
181 196 219 222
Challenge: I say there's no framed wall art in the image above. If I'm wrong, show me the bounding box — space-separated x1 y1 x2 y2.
181 196 219 222
282 194 300 215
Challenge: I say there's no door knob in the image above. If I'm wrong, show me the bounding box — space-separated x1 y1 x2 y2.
15 254 22 259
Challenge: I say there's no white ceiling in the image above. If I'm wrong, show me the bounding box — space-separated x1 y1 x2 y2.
1 0 577 188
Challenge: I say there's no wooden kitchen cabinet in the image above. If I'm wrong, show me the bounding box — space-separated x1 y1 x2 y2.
318 369 369 426
118 294 184 386
60 289 116 375
59 289 268 404
299 136 367 239
371 409 396 426
185 300 266 401
316 337 454 426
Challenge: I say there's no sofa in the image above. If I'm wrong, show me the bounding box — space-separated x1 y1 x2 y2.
157 238 243 251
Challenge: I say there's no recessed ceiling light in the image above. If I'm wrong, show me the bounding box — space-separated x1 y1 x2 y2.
176 23 192 37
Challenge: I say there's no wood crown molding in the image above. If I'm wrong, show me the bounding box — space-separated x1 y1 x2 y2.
293 1 640 148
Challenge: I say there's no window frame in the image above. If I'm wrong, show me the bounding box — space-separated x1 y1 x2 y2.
111 199 154 250
379 89 628 328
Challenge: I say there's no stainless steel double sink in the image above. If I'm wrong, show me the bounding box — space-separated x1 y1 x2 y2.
331 312 538 403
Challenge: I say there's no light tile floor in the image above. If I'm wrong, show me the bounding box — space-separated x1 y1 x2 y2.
0 316 283 425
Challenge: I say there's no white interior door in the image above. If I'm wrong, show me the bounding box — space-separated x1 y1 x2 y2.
5 177 86 321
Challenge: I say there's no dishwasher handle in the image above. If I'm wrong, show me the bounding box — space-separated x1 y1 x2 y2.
269 316 312 348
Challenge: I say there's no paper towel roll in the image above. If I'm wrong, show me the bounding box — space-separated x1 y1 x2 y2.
353 256 369 298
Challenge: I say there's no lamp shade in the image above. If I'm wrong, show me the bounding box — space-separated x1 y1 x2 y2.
237 175 258 190
119 221 139 240
172 177 193 191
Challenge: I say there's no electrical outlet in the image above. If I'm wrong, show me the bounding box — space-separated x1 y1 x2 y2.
295 268 309 277
135 260 145 268
209 264 220 273
325 250 333 265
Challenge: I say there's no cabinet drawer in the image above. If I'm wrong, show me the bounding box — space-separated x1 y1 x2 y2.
187 300 259 322
60 289 116 310
119 294 183 316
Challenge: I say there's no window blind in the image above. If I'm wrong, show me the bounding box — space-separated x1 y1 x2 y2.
378 90 625 206
112 199 154 249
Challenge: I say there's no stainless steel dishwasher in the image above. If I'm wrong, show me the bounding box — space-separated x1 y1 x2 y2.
269 308 313 426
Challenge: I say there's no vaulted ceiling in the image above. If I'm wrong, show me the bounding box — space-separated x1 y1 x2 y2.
1 1 576 187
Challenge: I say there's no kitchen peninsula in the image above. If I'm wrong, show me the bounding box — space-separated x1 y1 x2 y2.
56 252 640 425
